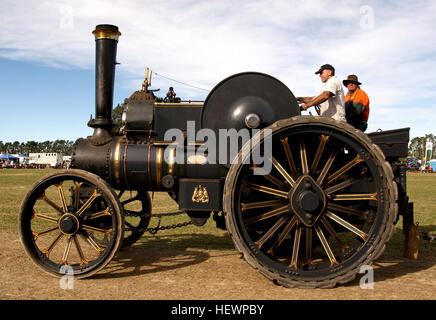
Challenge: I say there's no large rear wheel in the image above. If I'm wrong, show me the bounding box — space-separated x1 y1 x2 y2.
224 116 397 288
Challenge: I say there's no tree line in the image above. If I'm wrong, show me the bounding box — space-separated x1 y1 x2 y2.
0 140 75 155
408 134 435 159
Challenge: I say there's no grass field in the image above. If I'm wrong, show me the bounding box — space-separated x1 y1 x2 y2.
1 168 435 299
0 169 435 255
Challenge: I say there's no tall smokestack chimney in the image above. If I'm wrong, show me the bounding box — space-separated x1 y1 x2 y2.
88 24 121 143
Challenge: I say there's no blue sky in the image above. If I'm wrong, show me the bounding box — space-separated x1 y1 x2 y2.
1 0 435 143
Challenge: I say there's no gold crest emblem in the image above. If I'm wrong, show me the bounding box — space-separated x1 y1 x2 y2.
192 185 210 203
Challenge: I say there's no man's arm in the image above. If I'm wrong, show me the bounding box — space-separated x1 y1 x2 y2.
296 96 314 103
301 91 331 110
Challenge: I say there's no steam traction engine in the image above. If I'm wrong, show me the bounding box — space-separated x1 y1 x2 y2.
19 25 412 288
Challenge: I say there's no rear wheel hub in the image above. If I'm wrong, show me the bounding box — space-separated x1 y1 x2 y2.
290 176 326 227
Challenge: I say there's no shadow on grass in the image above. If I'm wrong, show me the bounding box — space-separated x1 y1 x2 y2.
92 232 235 280
345 226 436 287
93 225 436 284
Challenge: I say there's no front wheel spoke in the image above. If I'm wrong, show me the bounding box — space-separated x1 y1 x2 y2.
60 236 73 265
88 207 111 220
314 224 338 266
56 183 68 213
330 193 377 201
241 199 284 211
310 134 329 173
42 233 64 258
316 151 337 185
82 224 112 236
245 183 289 198
324 177 362 195
244 205 289 225
299 141 309 175
271 157 296 187
325 211 368 241
33 211 59 223
289 225 302 269
327 203 369 217
255 216 287 249
327 154 363 185
33 227 58 240
81 232 105 253
40 193 63 215
74 181 83 210
267 216 298 255
280 137 298 178
73 235 88 265
76 189 101 216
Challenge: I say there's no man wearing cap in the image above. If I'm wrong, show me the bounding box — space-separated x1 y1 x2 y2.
296 64 346 122
343 74 370 132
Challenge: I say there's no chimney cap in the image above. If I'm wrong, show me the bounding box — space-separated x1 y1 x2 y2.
92 24 121 40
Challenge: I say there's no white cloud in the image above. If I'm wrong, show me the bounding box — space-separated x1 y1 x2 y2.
1 0 435 138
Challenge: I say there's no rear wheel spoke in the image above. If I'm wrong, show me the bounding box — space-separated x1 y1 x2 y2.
330 193 377 201
327 155 363 185
314 224 338 267
310 135 329 173
271 157 296 187
299 141 309 175
241 199 284 211
255 217 287 249
324 177 362 195
325 211 368 241
244 205 289 225
245 183 289 198
267 216 298 255
289 225 302 269
305 227 313 264
280 137 298 178
320 216 349 251
327 203 369 218
316 151 337 185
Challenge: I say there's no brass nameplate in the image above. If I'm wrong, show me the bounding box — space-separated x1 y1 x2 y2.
192 185 210 203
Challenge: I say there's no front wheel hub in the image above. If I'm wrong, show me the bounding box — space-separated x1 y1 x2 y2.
58 213 80 235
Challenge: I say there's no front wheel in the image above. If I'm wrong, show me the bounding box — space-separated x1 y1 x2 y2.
224 116 397 288
19 169 124 279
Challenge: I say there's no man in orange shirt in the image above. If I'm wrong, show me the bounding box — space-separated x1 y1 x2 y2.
343 74 370 132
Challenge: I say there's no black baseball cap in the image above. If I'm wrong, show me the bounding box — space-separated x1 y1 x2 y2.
315 64 335 75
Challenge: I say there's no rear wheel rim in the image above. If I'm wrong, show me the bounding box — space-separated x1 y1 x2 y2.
226 120 393 285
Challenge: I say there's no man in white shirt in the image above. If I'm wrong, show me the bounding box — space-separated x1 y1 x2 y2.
296 64 346 122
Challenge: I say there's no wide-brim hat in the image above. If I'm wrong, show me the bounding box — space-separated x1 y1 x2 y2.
343 74 362 86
